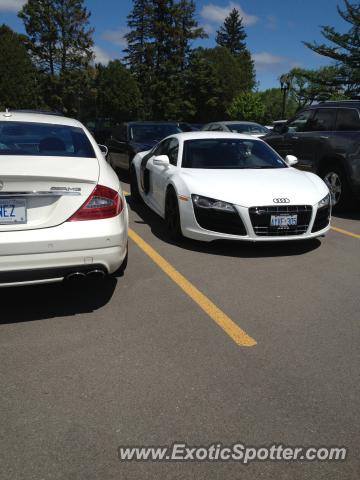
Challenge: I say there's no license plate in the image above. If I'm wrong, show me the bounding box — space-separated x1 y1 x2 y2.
270 214 297 228
0 199 27 224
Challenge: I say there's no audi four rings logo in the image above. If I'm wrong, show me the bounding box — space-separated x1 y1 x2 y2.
273 198 290 203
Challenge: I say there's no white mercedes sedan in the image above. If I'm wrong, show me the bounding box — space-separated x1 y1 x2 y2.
130 132 331 242
0 111 128 287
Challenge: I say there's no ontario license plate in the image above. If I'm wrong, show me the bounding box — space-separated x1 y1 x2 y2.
0 199 27 224
270 214 297 227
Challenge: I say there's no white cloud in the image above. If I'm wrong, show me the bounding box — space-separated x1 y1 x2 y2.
253 52 287 71
102 28 128 48
92 46 114 65
0 0 26 12
201 2 258 27
265 15 277 30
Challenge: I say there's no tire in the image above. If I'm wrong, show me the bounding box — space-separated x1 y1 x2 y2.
130 166 142 203
165 188 183 241
320 164 350 211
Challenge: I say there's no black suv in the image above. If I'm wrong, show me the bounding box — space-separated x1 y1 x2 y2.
265 101 360 209
105 121 181 171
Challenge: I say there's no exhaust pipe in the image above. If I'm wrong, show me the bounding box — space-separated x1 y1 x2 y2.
86 269 106 280
66 272 87 282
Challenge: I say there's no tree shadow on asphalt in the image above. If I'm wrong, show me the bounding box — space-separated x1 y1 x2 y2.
0 277 117 324
332 205 360 221
127 196 322 258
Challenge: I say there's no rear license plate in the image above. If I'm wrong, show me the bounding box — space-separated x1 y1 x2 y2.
270 214 297 228
0 199 27 224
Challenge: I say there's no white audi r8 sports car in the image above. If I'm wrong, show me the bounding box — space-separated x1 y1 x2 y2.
130 132 331 242
0 111 128 287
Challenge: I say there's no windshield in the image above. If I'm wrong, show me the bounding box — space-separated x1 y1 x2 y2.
227 124 269 134
182 138 286 169
130 124 181 143
0 122 95 157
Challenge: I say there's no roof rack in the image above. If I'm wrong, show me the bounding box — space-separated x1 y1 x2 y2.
10 109 64 116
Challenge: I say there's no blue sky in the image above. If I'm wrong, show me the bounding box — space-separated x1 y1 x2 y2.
0 0 349 90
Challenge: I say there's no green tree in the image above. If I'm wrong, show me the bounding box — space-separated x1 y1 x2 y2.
0 24 40 110
215 8 255 91
216 8 247 55
303 0 360 95
19 0 94 115
125 0 206 119
282 67 347 109
226 91 265 123
184 47 250 121
259 88 297 123
95 60 142 122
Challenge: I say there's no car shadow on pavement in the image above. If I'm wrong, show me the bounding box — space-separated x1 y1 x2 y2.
0 278 117 324
128 196 322 258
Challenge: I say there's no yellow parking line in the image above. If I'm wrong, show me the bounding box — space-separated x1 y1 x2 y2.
128 228 256 347
331 226 360 240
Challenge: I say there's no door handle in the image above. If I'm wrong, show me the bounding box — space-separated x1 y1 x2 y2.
320 136 329 139
292 136 299 140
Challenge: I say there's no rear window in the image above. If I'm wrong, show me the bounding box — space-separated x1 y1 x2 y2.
336 108 360 131
0 121 95 157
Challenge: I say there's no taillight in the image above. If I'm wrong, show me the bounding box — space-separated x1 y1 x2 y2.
68 185 123 221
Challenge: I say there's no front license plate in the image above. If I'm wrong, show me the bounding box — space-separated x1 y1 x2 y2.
270 214 297 228
0 199 27 224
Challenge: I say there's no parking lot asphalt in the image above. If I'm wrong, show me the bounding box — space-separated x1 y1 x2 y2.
0 177 359 480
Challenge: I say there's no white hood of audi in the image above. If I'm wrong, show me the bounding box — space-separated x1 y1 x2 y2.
131 131 331 242
180 167 329 207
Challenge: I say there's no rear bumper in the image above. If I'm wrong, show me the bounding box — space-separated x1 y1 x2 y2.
0 213 128 286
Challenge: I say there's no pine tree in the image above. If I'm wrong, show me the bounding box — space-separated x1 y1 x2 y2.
304 0 360 95
216 8 247 55
125 0 206 119
18 0 94 115
19 0 94 75
0 24 40 110
215 8 255 92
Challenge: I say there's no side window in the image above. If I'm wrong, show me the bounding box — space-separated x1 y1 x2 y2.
309 108 336 131
336 108 360 131
287 110 313 132
166 138 179 166
113 124 127 141
153 139 169 157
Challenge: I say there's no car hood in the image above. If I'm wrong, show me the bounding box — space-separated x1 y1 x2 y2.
180 168 329 207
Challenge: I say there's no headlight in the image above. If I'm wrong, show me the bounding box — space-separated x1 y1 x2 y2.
192 194 235 213
318 193 330 209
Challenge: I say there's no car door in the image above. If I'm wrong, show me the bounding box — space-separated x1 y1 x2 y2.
146 138 179 214
266 110 314 160
295 108 336 172
108 124 130 169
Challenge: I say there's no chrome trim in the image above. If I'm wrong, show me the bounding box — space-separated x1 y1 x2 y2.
0 191 81 197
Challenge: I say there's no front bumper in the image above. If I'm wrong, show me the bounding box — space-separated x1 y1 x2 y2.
0 213 128 286
180 200 331 242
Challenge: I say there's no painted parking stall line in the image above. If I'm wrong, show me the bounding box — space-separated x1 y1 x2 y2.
128 228 257 348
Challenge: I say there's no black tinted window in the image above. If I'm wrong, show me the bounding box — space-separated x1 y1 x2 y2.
130 124 181 142
310 109 336 131
182 139 286 169
336 108 360 131
113 125 127 141
167 138 179 166
287 110 313 132
0 122 95 157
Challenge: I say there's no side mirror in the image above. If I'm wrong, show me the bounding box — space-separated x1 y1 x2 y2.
153 155 170 167
285 154 298 166
98 144 108 157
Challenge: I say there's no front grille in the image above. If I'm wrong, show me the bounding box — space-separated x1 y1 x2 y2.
249 205 312 237
311 205 331 232
193 206 247 236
